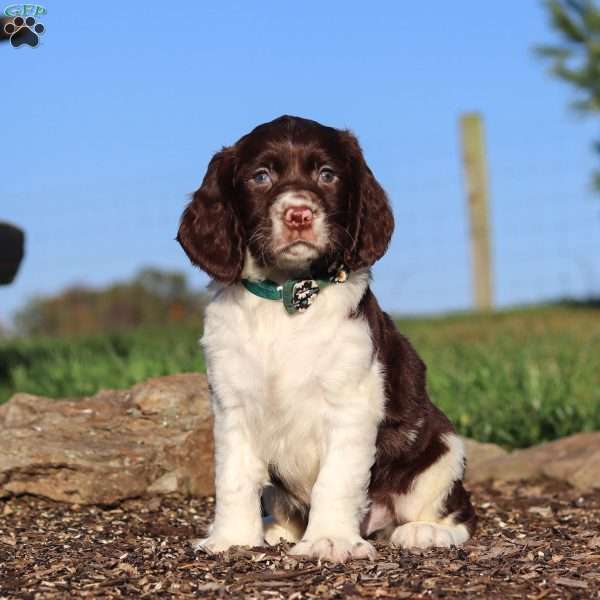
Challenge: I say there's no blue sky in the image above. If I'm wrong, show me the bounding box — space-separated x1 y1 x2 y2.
2 1 600 325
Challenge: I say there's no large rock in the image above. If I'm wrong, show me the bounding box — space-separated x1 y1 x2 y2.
0 374 214 504
464 433 600 490
463 438 509 475
0 374 598 504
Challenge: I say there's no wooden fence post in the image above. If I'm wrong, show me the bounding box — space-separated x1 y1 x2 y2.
460 113 494 310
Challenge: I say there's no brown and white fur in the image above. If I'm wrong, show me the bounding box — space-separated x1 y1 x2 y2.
177 115 476 562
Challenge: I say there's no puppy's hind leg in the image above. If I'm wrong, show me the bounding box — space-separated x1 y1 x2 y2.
262 484 308 546
389 433 476 550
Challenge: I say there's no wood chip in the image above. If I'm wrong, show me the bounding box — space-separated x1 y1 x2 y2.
554 577 589 589
0 479 598 599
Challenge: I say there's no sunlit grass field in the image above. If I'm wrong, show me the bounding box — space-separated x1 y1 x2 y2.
1 304 598 449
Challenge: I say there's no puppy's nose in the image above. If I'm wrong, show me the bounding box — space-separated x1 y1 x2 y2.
284 206 313 230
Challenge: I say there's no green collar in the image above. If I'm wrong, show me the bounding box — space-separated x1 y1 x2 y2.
241 266 349 314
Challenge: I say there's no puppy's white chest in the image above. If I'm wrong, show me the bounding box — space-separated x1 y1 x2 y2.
201 276 380 496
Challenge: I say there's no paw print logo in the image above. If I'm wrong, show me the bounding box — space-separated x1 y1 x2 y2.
4 16 45 48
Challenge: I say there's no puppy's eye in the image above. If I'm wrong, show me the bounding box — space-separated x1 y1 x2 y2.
252 169 271 185
319 167 336 183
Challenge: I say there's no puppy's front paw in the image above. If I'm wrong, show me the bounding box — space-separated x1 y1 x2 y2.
289 536 376 562
192 533 263 554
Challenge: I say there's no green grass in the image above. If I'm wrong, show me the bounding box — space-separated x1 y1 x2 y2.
1 305 599 449
397 306 600 448
0 326 205 402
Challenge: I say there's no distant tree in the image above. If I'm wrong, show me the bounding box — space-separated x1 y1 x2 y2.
14 268 208 336
537 0 600 188
135 267 188 301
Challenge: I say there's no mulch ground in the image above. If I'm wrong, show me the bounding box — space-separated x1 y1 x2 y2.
0 480 599 599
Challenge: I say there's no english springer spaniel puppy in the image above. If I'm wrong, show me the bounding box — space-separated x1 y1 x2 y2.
177 115 476 562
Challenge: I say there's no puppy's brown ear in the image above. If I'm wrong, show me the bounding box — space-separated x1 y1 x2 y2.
341 132 394 270
177 147 245 284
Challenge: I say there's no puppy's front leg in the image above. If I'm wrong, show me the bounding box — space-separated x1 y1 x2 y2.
290 405 379 562
194 403 267 553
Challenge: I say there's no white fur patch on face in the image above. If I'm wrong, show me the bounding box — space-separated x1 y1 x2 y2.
270 192 329 270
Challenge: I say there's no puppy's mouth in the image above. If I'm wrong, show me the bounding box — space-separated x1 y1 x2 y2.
274 239 320 254
273 240 323 270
